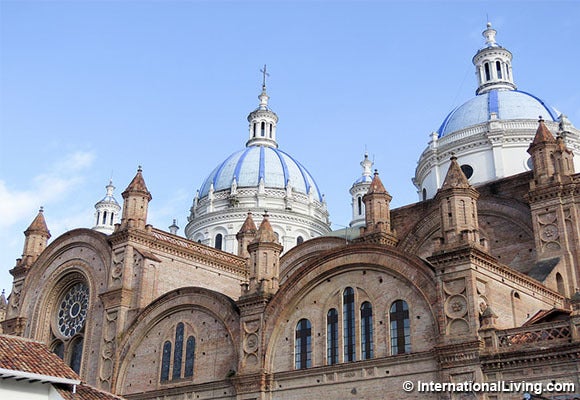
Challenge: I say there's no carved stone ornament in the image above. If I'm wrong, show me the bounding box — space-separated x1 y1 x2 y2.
443 278 466 296
244 333 259 353
445 295 468 319
540 224 559 241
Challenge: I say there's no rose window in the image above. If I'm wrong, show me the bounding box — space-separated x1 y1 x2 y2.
57 283 89 338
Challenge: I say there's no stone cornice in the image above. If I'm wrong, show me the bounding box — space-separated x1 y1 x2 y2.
435 340 484 369
110 227 247 277
272 350 436 382
526 179 580 203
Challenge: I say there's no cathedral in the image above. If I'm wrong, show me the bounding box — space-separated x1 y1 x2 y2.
1 23 579 400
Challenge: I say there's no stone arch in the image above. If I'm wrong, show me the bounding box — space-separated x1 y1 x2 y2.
113 286 240 395
263 244 438 371
19 229 110 379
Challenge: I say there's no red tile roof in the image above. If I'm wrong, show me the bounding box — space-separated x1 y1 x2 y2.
0 335 125 400
0 334 78 380
55 383 126 400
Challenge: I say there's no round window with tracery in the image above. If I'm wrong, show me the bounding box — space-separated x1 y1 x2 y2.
57 282 89 338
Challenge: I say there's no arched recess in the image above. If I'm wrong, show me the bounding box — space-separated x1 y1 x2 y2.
262 244 438 372
113 287 240 395
17 229 110 380
397 197 535 273
476 198 535 273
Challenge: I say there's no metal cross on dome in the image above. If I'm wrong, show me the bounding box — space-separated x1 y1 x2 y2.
260 64 269 87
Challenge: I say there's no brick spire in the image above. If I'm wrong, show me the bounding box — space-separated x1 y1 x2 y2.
236 212 258 258
531 117 556 145
120 166 152 230
441 156 470 189
20 207 51 266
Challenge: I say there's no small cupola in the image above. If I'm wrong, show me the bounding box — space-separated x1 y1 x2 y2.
246 65 279 148
93 180 121 234
473 22 517 95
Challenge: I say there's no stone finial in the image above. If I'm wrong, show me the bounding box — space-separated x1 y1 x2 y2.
480 305 498 329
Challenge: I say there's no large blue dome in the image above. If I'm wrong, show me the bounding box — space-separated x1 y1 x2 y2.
438 89 560 137
199 145 323 201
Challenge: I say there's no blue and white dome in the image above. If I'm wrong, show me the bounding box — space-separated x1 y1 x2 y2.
199 146 322 201
438 89 559 138
414 23 580 201
185 77 331 254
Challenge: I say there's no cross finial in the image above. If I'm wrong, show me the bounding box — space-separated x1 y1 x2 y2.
260 64 269 88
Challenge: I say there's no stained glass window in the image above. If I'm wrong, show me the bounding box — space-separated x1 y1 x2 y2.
161 341 171 382
53 341 64 360
295 319 311 369
343 287 356 362
185 336 195 378
327 308 338 365
361 302 373 360
390 300 411 355
69 337 83 374
173 322 184 380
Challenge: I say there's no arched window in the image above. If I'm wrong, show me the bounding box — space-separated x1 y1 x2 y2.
161 341 171 382
110 212 114 225
295 319 312 369
102 211 108 225
69 337 83 374
269 124 273 138
484 62 491 81
215 233 223 250
357 196 362 215
556 273 566 296
496 61 502 79
52 341 64 360
296 236 304 245
390 300 410 355
261 121 265 137
53 280 89 375
185 336 195 378
173 322 184 380
361 302 373 360
422 188 427 201
343 287 356 362
253 123 257 137
161 324 196 382
327 309 338 365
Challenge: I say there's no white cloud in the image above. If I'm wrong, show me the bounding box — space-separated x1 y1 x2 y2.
0 151 95 230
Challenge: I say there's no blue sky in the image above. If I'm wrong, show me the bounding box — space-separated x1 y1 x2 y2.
1 1 579 294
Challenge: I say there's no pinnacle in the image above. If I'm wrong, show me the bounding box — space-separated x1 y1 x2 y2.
253 213 279 244
531 118 556 145
367 170 388 195
238 212 258 235
441 156 471 189
25 207 51 238
122 166 151 199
